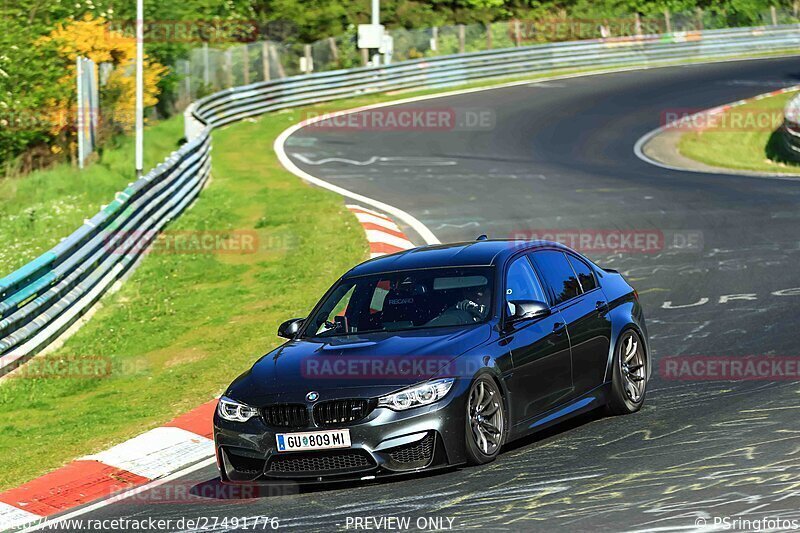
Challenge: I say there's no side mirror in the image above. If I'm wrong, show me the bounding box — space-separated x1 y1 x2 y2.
508 300 551 322
278 318 305 339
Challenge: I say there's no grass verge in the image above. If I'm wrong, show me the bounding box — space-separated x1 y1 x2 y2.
0 110 368 490
678 89 800 174
3 49 800 491
0 118 187 275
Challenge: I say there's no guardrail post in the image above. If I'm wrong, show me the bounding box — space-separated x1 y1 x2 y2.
794 1 799 19
261 42 271 81
486 23 492 50
663 9 672 33
771 6 778 25
361 48 368 66
430 27 438 52
458 24 466 54
514 20 522 47
634 13 642 37
695 8 704 30
242 45 250 85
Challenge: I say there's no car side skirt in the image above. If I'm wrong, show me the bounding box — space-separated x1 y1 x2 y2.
508 383 612 441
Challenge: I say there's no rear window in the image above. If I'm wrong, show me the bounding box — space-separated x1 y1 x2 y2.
567 254 597 292
529 250 581 305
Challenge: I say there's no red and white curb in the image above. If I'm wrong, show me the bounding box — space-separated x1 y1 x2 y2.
0 400 217 531
346 205 416 258
634 84 800 177
0 208 415 531
691 85 800 128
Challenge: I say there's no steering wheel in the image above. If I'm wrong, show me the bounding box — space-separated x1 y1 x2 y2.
455 299 484 321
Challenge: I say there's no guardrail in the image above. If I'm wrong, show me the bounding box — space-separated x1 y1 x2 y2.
0 132 212 375
2 24 800 375
781 93 800 159
191 25 800 131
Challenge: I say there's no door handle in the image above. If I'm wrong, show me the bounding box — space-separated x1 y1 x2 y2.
595 300 609 313
552 322 566 335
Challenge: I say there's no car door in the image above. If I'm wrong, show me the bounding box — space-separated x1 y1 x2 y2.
502 254 573 427
530 250 612 397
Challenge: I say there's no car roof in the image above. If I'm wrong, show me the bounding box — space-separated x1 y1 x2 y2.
344 239 571 278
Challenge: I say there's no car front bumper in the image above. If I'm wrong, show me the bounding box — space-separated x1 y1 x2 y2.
213 384 469 483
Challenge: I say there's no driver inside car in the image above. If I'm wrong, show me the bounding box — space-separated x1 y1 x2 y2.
454 287 489 321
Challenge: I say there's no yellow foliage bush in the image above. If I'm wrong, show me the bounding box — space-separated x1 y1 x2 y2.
38 15 167 135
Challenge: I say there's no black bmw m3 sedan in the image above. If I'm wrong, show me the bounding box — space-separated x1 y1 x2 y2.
214 239 649 483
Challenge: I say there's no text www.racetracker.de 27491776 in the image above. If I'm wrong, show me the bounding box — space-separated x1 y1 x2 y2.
23 516 279 531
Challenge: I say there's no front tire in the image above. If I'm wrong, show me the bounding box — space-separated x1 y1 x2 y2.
606 328 647 415
465 376 505 465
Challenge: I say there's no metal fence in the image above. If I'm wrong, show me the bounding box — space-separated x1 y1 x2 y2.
190 25 800 130
171 8 800 106
3 24 800 375
76 56 99 169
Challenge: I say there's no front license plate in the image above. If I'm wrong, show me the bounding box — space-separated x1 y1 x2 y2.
276 429 351 452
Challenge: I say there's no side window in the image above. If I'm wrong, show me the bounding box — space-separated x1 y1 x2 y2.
530 251 582 305
313 284 356 335
505 256 548 315
567 254 597 292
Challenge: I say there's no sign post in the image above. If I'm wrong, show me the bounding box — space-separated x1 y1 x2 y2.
357 0 384 66
135 0 144 178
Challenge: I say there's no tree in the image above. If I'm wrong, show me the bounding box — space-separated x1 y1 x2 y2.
37 16 167 152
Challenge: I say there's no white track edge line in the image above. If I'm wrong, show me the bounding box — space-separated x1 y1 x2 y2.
275 130 440 246
277 53 800 235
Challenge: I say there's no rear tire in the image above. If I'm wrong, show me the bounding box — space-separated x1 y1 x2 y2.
606 329 647 415
465 376 505 465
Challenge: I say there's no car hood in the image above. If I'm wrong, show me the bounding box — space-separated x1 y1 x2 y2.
226 324 491 404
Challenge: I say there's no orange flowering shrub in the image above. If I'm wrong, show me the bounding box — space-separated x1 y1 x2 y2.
38 15 167 135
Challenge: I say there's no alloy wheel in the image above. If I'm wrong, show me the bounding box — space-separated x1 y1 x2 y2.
620 331 646 403
468 379 504 456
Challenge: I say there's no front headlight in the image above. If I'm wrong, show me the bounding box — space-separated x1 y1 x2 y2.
217 396 259 422
377 378 455 411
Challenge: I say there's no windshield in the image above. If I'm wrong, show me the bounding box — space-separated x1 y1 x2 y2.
303 267 495 338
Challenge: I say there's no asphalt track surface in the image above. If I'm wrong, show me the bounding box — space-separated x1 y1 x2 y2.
71 58 800 532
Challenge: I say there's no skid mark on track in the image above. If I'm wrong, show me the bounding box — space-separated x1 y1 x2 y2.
290 153 457 166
